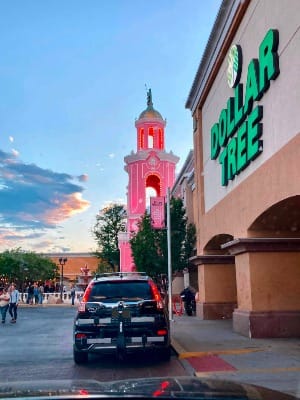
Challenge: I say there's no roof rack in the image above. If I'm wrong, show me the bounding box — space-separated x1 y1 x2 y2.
94 272 148 280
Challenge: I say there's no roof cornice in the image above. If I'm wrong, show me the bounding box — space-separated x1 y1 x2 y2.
124 150 179 165
41 252 97 258
185 0 250 113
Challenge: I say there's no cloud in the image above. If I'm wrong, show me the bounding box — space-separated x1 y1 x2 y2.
30 240 58 251
100 198 126 210
11 148 19 157
0 149 90 236
42 193 90 225
0 228 45 250
9 136 14 143
108 153 115 159
78 174 88 182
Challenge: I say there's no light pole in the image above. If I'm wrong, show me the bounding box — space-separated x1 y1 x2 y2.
59 257 67 301
20 261 28 302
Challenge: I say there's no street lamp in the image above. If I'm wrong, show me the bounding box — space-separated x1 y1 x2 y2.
58 257 67 301
20 261 28 302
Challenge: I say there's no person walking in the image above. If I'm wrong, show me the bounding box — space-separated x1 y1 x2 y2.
27 283 34 304
0 287 10 324
9 283 20 323
70 285 76 306
38 284 44 304
33 283 39 305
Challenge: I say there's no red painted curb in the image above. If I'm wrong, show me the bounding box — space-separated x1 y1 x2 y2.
186 354 237 373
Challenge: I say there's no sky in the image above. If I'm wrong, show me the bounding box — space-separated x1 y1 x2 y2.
0 0 221 254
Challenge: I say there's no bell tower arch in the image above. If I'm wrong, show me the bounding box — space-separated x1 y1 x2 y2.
119 89 179 271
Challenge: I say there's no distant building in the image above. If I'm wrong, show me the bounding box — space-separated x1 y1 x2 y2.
43 252 99 287
172 149 195 225
171 150 197 292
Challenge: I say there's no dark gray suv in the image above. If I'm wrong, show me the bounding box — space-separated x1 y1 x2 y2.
73 272 170 364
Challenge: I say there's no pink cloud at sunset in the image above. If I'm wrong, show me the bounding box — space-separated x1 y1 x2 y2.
42 193 90 226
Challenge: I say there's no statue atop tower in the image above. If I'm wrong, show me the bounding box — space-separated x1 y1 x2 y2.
119 90 179 272
147 88 152 107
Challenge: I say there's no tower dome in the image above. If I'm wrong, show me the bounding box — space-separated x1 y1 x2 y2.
138 89 163 121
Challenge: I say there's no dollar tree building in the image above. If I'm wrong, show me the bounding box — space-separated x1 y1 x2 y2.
186 0 300 337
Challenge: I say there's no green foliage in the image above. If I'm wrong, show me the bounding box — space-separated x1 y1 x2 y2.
95 260 116 275
92 203 126 270
184 223 196 264
130 197 196 276
0 248 58 289
130 213 162 277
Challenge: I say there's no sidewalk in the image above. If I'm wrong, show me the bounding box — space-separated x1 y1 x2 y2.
171 315 300 398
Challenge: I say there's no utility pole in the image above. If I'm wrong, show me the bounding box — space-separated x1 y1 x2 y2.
167 188 173 321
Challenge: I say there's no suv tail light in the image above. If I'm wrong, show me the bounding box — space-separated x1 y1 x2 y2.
78 282 94 313
82 282 93 302
149 280 164 310
157 329 168 336
75 333 87 339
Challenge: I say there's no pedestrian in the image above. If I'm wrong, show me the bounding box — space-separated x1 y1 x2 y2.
70 285 76 306
38 284 44 304
0 287 10 324
27 283 34 304
33 283 39 304
9 283 20 323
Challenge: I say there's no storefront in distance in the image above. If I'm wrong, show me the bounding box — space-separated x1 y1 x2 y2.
186 0 300 337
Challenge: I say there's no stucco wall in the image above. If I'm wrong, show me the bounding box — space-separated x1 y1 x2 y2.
249 252 300 311
235 251 300 312
199 134 300 252
199 264 237 303
51 256 99 280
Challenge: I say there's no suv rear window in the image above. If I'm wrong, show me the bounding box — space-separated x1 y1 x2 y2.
89 280 152 302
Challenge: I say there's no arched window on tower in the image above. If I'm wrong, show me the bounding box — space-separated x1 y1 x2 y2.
145 174 161 211
158 128 164 149
139 128 144 150
148 127 154 149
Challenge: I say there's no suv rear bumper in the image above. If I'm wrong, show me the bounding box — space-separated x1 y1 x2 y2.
74 332 169 355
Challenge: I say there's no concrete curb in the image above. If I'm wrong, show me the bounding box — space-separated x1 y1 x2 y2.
171 337 187 356
171 338 197 376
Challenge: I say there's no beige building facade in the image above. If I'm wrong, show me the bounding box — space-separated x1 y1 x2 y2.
186 0 300 337
45 252 99 286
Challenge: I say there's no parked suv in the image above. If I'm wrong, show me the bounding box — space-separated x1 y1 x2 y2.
73 272 170 364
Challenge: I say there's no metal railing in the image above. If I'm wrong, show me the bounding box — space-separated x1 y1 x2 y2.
19 291 83 304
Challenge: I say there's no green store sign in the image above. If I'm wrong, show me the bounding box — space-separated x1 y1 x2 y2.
210 29 280 186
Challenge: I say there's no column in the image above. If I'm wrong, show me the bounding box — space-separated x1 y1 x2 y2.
190 255 237 319
223 238 300 338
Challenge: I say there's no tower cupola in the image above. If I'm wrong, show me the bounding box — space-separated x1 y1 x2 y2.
138 89 164 121
135 89 166 151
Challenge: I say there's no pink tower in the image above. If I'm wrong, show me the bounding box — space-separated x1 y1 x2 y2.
119 89 179 272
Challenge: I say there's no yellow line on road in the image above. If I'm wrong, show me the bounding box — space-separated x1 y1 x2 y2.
195 366 300 377
178 348 263 359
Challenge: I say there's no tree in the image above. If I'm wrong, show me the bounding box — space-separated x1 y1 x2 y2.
130 197 196 277
184 222 196 267
130 213 162 276
92 203 126 271
0 248 58 289
158 197 193 272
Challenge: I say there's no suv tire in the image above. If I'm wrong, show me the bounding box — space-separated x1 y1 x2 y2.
160 346 171 361
73 349 88 364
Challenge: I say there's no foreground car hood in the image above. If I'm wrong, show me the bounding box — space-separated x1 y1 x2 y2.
0 377 296 399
